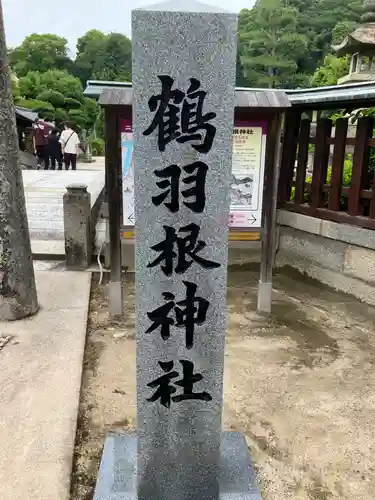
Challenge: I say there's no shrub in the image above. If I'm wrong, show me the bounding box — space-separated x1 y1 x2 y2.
15 98 54 112
90 137 105 156
326 155 352 186
36 90 65 108
290 154 353 204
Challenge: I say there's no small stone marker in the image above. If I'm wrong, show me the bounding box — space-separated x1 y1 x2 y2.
94 1 261 499
63 184 92 270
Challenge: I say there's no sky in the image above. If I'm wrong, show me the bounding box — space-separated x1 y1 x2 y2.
2 0 254 54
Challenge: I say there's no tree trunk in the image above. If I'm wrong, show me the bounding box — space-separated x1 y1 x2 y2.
0 1 39 320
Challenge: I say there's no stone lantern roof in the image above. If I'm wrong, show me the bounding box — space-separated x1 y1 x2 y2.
333 23 375 56
333 1 375 84
333 1 375 56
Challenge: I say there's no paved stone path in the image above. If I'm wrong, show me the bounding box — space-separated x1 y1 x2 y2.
23 162 105 256
0 269 91 500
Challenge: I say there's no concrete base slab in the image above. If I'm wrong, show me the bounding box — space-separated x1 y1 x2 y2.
93 432 261 500
109 281 123 317
0 270 91 500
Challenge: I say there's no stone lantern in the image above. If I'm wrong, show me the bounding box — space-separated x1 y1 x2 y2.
333 0 375 84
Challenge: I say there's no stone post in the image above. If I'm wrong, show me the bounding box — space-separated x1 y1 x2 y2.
133 2 259 500
93 3 261 500
0 1 39 320
63 184 92 270
83 129 93 163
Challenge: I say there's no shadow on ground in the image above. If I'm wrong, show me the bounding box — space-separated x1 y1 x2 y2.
71 265 375 500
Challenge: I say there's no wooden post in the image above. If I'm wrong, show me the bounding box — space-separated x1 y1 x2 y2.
294 119 311 205
348 117 373 216
104 106 123 316
258 113 282 316
278 109 301 204
310 119 332 209
328 118 348 211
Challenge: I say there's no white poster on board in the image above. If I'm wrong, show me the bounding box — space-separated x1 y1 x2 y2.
230 122 267 229
121 120 267 229
121 119 135 226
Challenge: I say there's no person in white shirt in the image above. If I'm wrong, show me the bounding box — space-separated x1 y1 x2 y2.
59 122 80 170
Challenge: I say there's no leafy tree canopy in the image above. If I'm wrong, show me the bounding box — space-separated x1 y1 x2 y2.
237 0 363 88
18 69 83 101
16 69 98 130
310 54 350 86
8 1 370 136
74 30 132 84
239 0 309 88
8 34 72 77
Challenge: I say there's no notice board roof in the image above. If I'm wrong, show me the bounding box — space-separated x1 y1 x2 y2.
284 81 375 109
84 80 290 109
85 79 375 111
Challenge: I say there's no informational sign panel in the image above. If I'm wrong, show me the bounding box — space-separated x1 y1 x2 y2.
121 119 266 230
121 119 134 226
230 122 267 229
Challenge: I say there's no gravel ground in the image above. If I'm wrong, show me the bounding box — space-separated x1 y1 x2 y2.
71 266 375 500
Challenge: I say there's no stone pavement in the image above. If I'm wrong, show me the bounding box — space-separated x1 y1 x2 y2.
0 269 91 500
24 160 105 256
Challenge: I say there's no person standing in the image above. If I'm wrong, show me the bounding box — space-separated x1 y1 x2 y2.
32 118 49 169
47 129 63 170
59 122 80 170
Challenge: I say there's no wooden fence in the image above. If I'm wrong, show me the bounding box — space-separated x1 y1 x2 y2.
278 112 375 230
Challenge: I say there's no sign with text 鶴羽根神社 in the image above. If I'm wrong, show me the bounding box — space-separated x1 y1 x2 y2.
121 119 266 230
92 4 262 500
132 3 238 500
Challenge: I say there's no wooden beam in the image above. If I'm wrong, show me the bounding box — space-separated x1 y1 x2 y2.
104 106 123 316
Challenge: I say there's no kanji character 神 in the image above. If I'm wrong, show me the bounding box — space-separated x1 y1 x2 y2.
146 281 209 349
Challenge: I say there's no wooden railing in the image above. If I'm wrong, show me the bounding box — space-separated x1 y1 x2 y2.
278 111 375 230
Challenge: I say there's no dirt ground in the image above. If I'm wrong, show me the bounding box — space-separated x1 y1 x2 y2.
70 265 375 500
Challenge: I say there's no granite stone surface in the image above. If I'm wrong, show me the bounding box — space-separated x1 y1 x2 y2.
63 184 92 270
132 2 238 499
93 432 261 500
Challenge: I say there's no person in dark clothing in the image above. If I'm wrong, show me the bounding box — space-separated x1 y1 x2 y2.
47 129 63 170
32 118 49 169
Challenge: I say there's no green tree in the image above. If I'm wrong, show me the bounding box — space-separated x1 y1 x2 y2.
332 20 358 44
74 30 107 84
310 54 350 86
238 0 308 88
96 33 131 81
10 71 20 101
9 34 72 77
35 90 65 108
74 30 132 85
236 0 363 89
289 0 362 65
17 70 99 130
19 70 84 101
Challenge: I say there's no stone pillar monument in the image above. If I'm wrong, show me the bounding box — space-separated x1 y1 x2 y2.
133 2 238 499
93 2 261 499
0 1 38 320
